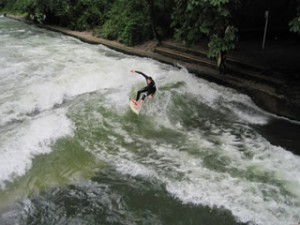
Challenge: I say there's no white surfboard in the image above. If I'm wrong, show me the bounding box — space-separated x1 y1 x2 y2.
129 99 144 115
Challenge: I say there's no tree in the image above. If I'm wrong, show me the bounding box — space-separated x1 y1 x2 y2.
171 0 240 58
289 0 300 34
146 0 160 42
99 0 151 46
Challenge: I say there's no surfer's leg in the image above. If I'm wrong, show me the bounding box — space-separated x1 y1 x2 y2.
141 93 148 101
136 91 142 101
136 87 148 101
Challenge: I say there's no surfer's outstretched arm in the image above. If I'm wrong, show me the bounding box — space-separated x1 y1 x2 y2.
135 71 149 79
130 69 149 80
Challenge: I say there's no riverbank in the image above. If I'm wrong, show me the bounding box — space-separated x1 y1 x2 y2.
4 14 300 122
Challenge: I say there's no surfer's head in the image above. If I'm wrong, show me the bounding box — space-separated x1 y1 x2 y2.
147 77 153 84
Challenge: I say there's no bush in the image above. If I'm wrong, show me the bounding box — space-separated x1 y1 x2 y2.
20 0 111 29
1 0 30 14
74 7 102 30
98 0 151 46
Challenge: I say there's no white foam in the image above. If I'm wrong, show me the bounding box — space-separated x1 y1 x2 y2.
153 68 271 125
122 141 299 225
0 81 65 126
89 117 300 225
116 159 156 178
0 109 74 189
0 44 136 126
154 129 300 225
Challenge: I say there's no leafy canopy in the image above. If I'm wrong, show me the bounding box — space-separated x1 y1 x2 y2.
171 0 240 57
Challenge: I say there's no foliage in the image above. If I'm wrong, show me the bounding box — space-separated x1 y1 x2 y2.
25 0 48 24
208 25 237 58
9 0 111 29
289 0 300 34
2 0 297 57
171 0 240 58
99 0 151 46
289 17 300 34
1 0 30 13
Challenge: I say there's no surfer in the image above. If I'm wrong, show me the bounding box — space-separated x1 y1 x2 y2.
130 69 156 105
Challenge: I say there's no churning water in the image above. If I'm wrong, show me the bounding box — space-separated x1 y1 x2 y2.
0 16 299 225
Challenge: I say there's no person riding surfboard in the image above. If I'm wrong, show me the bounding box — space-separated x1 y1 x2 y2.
130 69 156 107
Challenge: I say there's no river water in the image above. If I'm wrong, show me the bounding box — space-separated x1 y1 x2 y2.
0 16 300 225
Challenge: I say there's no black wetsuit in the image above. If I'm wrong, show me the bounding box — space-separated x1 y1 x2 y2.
135 71 156 101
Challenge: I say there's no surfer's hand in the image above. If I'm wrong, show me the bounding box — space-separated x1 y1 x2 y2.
130 69 135 74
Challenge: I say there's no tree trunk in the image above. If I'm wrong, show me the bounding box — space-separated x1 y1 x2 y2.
146 0 161 43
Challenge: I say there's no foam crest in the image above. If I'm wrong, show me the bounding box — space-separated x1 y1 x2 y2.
155 129 300 225
86 111 298 225
0 109 74 189
156 68 270 125
115 159 156 178
0 81 65 126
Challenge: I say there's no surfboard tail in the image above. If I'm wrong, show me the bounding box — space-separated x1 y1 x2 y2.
129 99 144 115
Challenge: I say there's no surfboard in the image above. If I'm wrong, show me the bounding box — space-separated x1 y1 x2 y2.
129 99 143 115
